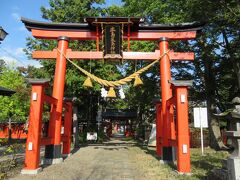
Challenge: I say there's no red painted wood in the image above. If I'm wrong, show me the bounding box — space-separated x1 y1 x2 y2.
33 49 194 61
61 135 68 142
156 103 162 156
62 102 73 155
32 29 96 40
49 38 69 145
130 31 197 40
23 83 45 170
31 29 197 40
41 137 54 145
175 86 191 173
0 124 27 139
44 95 58 105
159 39 172 147
0 125 8 138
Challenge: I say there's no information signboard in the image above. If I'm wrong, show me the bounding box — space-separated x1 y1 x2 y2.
194 107 208 128
193 107 208 155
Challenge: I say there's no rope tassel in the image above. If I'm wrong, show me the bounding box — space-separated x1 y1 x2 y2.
83 77 93 88
107 87 116 98
133 76 143 87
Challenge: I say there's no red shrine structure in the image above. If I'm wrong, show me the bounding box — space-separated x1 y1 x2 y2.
20 17 203 174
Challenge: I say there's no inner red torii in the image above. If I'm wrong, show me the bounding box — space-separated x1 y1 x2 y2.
21 17 203 175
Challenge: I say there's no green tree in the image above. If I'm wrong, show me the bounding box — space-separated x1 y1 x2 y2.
182 0 240 150
17 65 50 78
0 59 6 73
105 0 240 149
0 66 30 122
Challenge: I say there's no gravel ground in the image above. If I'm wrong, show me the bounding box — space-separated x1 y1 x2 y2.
8 138 222 180
10 139 157 180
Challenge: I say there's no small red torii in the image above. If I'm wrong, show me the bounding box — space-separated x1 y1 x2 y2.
21 17 203 175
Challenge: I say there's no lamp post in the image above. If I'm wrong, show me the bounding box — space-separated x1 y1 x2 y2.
0 27 8 43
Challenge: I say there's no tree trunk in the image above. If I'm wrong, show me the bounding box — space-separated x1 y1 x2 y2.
236 61 240 94
203 42 227 150
207 104 228 150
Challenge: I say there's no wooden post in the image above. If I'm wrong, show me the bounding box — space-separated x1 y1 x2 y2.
62 101 73 156
45 36 69 164
96 25 99 51
156 102 162 156
21 79 49 175
170 80 192 174
127 23 131 51
175 87 190 173
159 37 175 162
8 117 11 143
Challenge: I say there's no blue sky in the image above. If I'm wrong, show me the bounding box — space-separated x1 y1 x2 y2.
0 0 122 67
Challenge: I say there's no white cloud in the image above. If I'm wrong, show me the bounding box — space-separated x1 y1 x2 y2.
27 60 42 68
0 47 42 68
11 12 20 22
15 48 25 57
0 56 21 67
0 56 42 68
1 47 24 58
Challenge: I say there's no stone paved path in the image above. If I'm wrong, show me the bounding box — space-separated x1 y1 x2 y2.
11 138 154 180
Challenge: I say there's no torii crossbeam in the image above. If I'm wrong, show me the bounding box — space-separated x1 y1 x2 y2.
21 17 204 175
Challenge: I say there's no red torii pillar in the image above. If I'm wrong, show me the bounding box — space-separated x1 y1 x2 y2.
155 101 162 156
159 37 176 162
62 100 73 156
44 36 69 164
21 79 74 174
21 79 49 174
170 80 192 173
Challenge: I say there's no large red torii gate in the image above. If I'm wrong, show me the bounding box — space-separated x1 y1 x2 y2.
21 17 203 175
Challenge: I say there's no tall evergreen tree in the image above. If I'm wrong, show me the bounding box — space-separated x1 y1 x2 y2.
105 0 240 149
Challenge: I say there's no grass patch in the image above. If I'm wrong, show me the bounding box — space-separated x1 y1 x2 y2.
130 145 229 180
190 148 229 179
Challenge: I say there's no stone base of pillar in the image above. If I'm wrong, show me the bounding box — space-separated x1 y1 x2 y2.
62 153 72 158
43 158 63 165
21 167 42 175
159 160 175 165
44 144 63 165
162 147 176 162
45 144 62 158
227 157 240 180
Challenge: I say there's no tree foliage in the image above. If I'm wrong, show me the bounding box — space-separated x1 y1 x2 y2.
104 0 240 149
0 66 30 122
